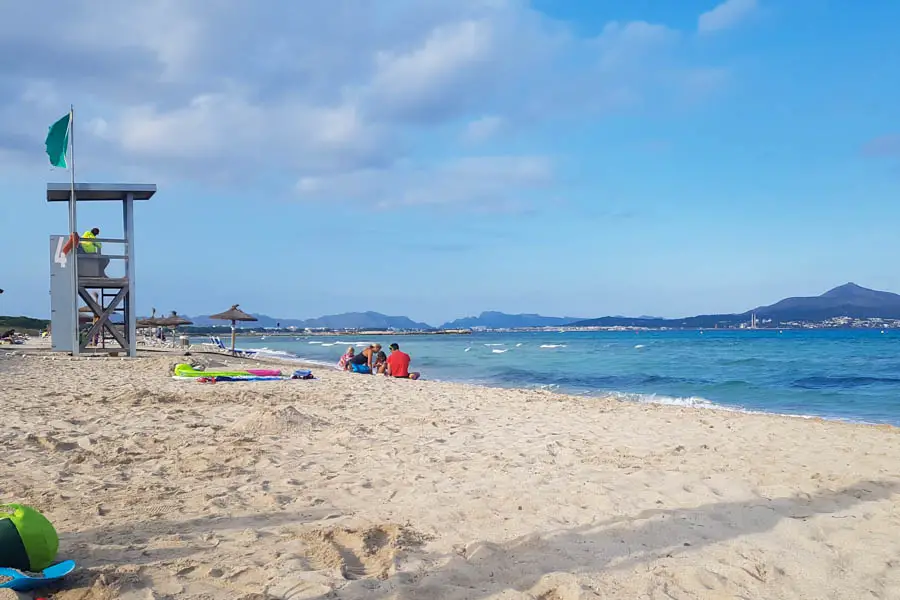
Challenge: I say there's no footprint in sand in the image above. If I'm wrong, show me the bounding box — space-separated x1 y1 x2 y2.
26 432 78 452
298 524 427 581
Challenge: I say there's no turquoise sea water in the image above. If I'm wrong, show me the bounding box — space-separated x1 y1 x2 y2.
214 330 900 426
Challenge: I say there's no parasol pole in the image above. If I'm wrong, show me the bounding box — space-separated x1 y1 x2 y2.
231 319 236 356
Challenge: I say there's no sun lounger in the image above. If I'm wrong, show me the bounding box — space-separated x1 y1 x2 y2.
211 335 258 357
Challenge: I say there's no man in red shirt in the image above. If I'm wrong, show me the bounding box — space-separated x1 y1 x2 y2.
385 343 420 379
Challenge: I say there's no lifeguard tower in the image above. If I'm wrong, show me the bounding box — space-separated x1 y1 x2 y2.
48 183 156 357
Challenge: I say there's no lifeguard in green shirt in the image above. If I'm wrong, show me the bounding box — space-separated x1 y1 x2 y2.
80 227 101 253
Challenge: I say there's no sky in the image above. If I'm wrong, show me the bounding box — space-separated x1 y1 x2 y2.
1 0 899 326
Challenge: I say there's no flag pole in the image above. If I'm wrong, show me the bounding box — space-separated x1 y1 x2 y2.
68 105 79 355
68 105 76 237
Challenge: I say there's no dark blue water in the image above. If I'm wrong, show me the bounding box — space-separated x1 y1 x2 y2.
225 329 900 426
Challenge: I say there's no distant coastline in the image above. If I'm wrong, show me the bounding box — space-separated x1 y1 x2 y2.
211 321 900 339
183 283 900 333
216 329 474 338
10 282 900 338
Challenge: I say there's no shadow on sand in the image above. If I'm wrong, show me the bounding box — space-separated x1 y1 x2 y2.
62 506 344 569
305 479 898 599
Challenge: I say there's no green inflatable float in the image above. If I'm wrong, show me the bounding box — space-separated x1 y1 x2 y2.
0 504 59 572
173 364 282 378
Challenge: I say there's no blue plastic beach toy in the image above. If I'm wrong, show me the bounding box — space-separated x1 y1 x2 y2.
0 559 76 591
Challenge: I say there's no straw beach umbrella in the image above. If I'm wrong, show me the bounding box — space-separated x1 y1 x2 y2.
209 304 257 355
78 305 93 323
156 311 193 341
137 307 160 329
137 311 161 348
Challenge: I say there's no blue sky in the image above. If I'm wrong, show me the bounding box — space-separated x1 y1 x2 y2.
1 0 899 326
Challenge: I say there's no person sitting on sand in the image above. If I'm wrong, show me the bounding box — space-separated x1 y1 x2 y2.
385 343 420 380
373 347 388 374
348 344 380 374
338 346 355 370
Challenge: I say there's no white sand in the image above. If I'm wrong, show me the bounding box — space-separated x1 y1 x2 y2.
1 350 898 599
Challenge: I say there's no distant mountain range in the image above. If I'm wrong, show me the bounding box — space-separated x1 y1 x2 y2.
439 311 583 330
181 283 900 331
569 283 900 328
753 282 900 320
443 284 900 329
188 310 581 331
188 311 431 330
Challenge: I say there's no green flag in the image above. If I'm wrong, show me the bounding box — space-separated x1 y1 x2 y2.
45 113 70 168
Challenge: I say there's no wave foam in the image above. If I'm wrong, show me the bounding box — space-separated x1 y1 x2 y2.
602 390 831 421
540 344 566 349
297 358 341 369
252 349 298 359
607 391 721 410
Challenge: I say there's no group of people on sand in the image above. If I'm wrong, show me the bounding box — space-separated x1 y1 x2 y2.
338 342 420 380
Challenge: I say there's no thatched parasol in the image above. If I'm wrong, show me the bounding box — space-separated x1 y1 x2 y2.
78 305 93 324
156 311 193 340
156 311 192 327
209 304 257 355
137 307 160 329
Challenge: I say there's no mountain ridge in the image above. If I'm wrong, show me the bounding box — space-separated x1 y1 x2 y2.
570 283 900 328
179 283 900 331
187 311 432 330
440 311 583 330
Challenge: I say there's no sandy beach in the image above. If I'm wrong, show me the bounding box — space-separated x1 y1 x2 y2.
1 349 898 599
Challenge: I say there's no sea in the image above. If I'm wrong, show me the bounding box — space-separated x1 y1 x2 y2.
208 329 900 427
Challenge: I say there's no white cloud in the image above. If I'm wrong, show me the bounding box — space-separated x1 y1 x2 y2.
296 155 553 210
366 20 495 120
296 177 322 193
671 67 731 104
698 0 758 34
463 116 506 142
86 118 109 138
19 80 59 110
593 20 679 71
113 94 372 160
0 1 728 208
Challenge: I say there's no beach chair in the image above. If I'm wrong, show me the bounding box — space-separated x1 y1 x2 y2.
200 335 221 353
212 336 258 357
